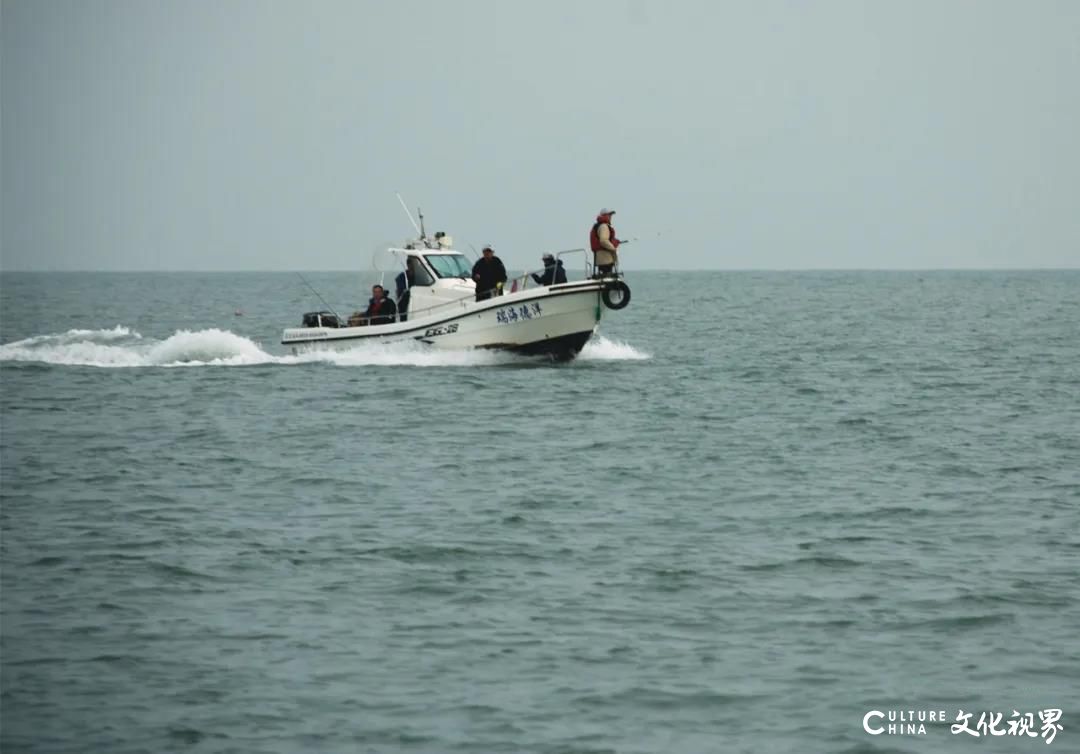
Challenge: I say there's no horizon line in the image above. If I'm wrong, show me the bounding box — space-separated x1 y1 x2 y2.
2 266 1079 274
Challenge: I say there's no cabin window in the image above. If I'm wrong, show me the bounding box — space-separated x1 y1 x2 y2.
424 254 471 279
407 257 435 286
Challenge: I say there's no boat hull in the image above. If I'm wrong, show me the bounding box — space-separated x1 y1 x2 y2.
502 329 594 360
282 281 607 360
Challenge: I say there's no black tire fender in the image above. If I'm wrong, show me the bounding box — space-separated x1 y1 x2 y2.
601 280 631 310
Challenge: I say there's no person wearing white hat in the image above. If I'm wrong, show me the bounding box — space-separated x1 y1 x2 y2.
471 245 508 301
589 208 622 276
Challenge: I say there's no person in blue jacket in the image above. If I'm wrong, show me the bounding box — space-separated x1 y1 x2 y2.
532 253 568 286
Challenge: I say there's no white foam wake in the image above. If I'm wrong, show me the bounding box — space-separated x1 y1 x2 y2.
578 335 652 361
306 340 519 368
6 325 139 349
0 328 650 368
0 327 272 368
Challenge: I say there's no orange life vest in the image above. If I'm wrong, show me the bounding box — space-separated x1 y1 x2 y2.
590 221 618 251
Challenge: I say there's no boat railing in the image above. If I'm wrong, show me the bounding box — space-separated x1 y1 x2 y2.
397 249 595 322
400 290 474 321
506 248 592 293
343 248 597 326
345 290 476 327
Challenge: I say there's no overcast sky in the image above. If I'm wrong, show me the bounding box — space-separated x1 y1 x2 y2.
2 0 1078 271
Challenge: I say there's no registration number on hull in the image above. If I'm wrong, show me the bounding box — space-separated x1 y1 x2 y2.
423 323 459 338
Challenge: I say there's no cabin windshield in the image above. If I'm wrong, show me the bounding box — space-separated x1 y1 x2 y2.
424 254 471 279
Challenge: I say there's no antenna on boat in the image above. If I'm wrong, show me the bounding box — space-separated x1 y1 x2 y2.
418 208 427 241
296 273 341 322
396 193 423 238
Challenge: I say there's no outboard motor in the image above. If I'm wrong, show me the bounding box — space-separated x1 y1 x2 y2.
302 311 341 328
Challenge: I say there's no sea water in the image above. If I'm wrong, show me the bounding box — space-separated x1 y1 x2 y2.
1 270 1077 753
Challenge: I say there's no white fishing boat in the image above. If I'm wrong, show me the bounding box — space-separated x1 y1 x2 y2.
281 238 631 361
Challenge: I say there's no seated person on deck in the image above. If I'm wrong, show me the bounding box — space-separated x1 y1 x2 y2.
531 253 568 286
362 284 397 326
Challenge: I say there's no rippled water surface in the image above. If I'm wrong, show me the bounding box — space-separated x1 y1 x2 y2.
2 271 1078 753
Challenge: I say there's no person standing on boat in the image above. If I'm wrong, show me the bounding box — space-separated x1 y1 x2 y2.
364 284 398 325
395 256 432 322
472 246 507 301
590 208 622 277
532 253 567 286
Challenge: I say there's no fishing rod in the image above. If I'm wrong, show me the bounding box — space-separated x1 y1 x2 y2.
296 273 341 321
396 193 423 237
620 232 663 245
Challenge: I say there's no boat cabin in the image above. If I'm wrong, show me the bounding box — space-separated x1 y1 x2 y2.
388 246 476 323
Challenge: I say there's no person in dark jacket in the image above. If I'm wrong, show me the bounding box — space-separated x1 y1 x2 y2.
394 256 435 322
363 284 397 325
472 245 507 301
394 272 410 323
531 253 568 286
